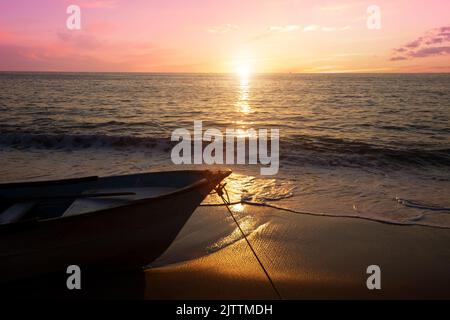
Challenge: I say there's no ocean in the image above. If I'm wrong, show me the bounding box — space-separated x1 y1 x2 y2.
1 72 449 260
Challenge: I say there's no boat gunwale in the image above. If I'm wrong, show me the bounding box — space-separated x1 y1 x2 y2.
0 169 231 231
0 176 98 189
0 169 231 189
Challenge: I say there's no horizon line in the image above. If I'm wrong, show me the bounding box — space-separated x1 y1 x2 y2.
1 70 449 75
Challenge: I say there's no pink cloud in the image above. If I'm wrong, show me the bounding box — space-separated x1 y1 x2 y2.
410 46 450 58
404 38 423 49
0 28 179 72
57 32 106 50
77 0 119 9
84 21 120 34
390 56 407 61
0 43 161 72
391 25 450 61
0 31 13 42
0 29 25 45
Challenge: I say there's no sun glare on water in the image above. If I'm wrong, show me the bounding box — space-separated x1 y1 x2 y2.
235 64 252 114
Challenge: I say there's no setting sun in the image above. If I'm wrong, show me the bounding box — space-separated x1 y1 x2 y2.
236 65 250 80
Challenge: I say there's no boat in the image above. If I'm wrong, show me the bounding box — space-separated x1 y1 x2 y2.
0 169 231 282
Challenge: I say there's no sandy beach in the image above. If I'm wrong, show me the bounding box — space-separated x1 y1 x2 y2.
144 205 450 299
2 204 449 299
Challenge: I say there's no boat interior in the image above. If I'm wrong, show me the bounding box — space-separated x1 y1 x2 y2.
0 171 214 225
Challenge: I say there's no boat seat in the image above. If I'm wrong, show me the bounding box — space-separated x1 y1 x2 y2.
63 187 176 217
0 202 35 225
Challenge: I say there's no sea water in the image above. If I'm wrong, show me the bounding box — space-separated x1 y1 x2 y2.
1 72 449 261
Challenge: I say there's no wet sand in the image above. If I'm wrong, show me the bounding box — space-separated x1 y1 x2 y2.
145 206 450 299
2 205 449 299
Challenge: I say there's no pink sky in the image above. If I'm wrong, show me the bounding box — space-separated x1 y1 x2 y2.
0 0 449 72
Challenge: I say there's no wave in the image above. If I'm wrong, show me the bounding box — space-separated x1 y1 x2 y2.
1 131 450 168
282 135 450 168
396 197 450 211
0 132 172 151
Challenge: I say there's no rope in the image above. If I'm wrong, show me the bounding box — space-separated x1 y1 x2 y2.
213 183 282 300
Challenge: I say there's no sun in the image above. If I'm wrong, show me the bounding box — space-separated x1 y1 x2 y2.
236 65 250 80
237 65 249 78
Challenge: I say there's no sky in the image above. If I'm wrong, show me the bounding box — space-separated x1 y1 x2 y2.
0 0 449 73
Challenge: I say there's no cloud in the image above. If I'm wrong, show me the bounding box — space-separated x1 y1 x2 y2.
0 31 16 43
390 56 407 61
57 32 105 50
0 42 172 72
269 25 300 32
207 24 239 34
247 23 350 43
77 1 119 9
0 27 171 72
405 38 422 49
302 25 350 32
410 46 450 58
303 24 320 32
0 44 111 71
268 24 349 33
318 2 360 12
321 27 336 32
391 25 450 61
394 47 407 53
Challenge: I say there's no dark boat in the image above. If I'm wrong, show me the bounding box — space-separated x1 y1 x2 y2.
0 169 231 282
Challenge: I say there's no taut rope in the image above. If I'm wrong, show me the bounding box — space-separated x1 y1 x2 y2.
213 183 282 300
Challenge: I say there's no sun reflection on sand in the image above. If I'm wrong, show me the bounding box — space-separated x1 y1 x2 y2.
202 173 295 252
232 203 244 212
207 218 269 252
144 235 278 299
203 173 295 206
